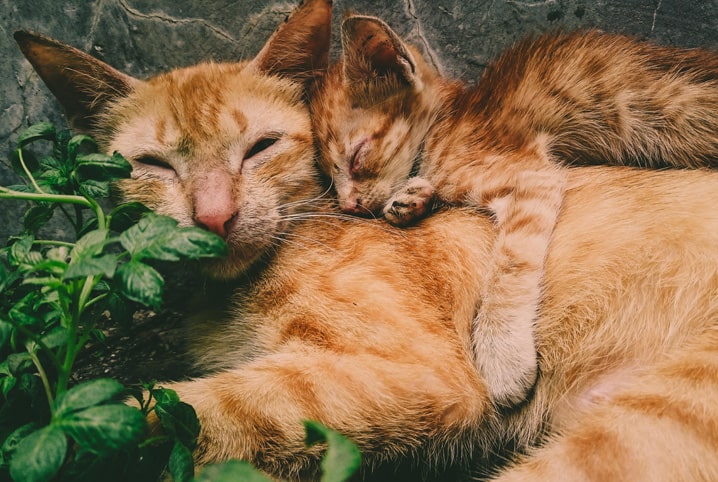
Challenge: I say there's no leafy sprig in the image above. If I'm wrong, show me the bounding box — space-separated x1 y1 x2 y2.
0 123 224 481
0 122 361 481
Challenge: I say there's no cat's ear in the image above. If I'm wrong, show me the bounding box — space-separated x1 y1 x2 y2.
250 0 332 87
341 15 420 90
14 30 139 133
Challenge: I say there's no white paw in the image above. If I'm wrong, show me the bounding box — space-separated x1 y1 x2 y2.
472 312 538 407
383 177 435 226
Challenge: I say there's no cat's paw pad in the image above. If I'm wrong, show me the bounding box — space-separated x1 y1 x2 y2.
473 315 538 407
383 177 435 226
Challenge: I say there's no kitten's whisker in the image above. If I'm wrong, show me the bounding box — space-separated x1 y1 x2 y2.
269 232 338 254
281 212 407 237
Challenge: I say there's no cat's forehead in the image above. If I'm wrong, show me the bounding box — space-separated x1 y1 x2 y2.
109 62 308 156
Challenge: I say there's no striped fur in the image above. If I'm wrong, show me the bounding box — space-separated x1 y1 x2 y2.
311 17 718 407
16 1 718 480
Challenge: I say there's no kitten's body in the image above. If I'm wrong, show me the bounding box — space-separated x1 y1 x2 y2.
312 21 718 405
16 2 718 480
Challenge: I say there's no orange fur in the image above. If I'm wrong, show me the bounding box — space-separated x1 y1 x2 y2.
312 17 718 406
15 1 718 480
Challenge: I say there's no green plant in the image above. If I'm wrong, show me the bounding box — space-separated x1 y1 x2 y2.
0 122 224 481
0 122 362 482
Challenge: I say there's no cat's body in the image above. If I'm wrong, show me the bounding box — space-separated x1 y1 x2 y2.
15 1 718 480
312 19 718 405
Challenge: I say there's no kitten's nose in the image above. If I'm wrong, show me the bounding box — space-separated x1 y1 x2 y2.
195 211 237 239
341 196 364 214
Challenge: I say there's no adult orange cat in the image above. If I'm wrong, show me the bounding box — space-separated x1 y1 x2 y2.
15 0 718 480
312 16 718 406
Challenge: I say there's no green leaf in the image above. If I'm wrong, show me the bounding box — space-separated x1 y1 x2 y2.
75 152 132 181
66 134 96 163
63 253 117 280
53 379 125 418
119 214 178 256
194 460 273 482
0 361 17 397
0 320 12 348
8 235 34 267
23 204 55 233
304 421 361 482
32 326 68 351
0 422 39 464
154 400 200 449
120 213 226 262
115 261 164 309
6 353 33 375
57 404 146 454
8 292 45 327
26 257 69 277
46 246 70 262
8 425 67 482
17 122 56 148
108 202 150 233
70 229 108 259
152 387 180 409
64 229 116 279
168 440 194 482
78 179 110 199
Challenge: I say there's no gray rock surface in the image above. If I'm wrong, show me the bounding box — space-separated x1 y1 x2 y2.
2 0 718 238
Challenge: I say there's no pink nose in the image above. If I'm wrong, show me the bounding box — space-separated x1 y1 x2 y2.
341 196 364 214
195 211 237 239
193 169 237 239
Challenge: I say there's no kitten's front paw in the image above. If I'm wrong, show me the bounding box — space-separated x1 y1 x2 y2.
473 311 538 407
383 177 435 226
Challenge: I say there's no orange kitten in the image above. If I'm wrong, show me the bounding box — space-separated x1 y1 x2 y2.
16 1 718 480
312 17 718 406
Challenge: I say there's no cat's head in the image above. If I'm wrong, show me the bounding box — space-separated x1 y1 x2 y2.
312 15 443 216
15 0 332 280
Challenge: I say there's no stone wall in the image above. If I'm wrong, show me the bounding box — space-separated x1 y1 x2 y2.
2 0 718 239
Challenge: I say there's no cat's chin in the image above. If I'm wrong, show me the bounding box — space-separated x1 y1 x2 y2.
198 239 271 280
199 255 257 281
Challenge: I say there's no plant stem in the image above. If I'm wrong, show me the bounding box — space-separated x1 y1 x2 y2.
6 321 63 373
0 187 93 209
28 349 55 407
17 148 45 194
33 239 75 248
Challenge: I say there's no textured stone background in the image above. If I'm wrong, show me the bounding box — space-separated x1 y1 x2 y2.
2 0 718 238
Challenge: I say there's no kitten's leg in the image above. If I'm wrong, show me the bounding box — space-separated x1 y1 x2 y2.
472 166 567 407
491 334 718 481
383 176 436 225
156 346 487 479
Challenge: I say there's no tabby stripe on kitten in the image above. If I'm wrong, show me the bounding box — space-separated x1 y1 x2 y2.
312 18 718 406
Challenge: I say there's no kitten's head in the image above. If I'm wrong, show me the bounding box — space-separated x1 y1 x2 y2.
15 0 332 280
312 15 442 216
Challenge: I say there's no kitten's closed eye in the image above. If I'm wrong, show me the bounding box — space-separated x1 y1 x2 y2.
245 136 279 160
350 141 367 176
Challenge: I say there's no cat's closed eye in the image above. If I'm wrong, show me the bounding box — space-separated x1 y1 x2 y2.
135 155 176 176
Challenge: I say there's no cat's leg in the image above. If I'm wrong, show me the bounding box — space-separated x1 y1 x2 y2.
383 176 436 225
156 345 487 479
491 334 718 481
471 165 567 407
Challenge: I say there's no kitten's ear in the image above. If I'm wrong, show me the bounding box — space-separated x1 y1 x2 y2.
341 15 420 89
14 30 139 133
250 0 332 87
